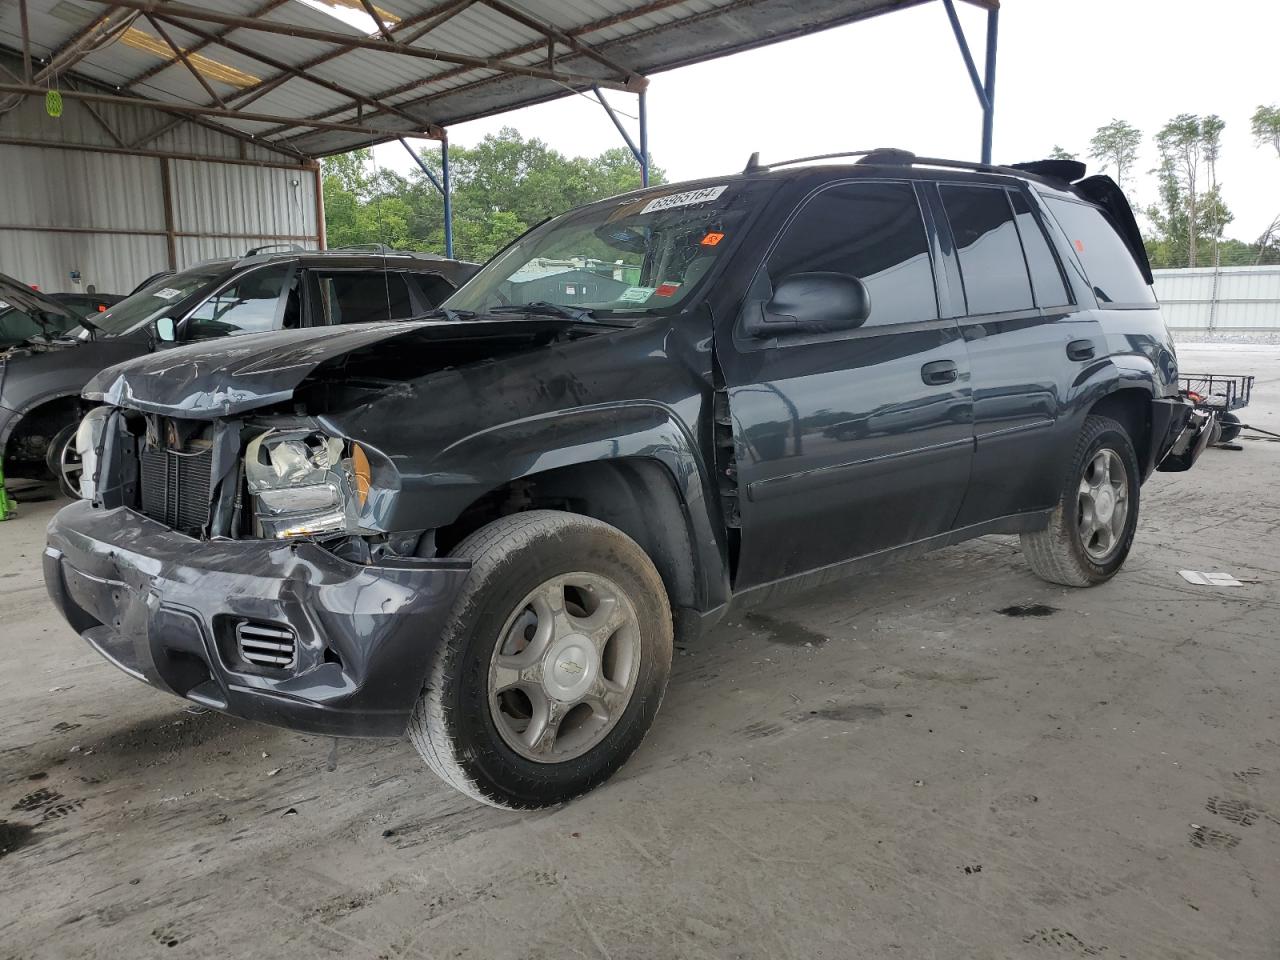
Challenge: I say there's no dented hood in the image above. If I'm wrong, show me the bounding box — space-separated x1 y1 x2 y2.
84 318 577 418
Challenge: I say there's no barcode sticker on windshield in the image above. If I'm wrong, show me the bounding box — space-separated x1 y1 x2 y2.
640 185 727 214
619 286 655 303
152 287 183 301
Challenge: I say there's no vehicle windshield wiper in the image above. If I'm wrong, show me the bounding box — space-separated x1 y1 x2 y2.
488 301 596 322
77 313 101 340
420 307 478 322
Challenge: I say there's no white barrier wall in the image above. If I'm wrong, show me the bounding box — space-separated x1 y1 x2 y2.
1154 265 1280 334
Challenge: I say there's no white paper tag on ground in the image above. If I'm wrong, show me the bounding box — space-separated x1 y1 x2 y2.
1178 570 1243 587
640 185 726 214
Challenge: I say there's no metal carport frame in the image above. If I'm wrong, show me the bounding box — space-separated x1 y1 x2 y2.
1 0 1001 261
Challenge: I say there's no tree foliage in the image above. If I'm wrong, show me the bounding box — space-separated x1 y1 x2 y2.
1251 104 1280 158
1147 114 1231 268
1088 119 1141 189
321 128 666 263
1047 145 1077 161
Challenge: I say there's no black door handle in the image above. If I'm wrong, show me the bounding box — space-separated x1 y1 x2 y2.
921 360 958 385
1067 339 1096 361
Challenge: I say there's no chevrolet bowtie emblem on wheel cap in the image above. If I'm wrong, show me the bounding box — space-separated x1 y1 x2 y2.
559 659 583 676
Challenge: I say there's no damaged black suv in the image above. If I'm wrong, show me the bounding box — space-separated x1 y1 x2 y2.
45 151 1211 809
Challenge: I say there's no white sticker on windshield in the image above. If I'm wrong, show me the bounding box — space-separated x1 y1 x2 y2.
152 287 183 301
640 185 727 214
619 286 655 303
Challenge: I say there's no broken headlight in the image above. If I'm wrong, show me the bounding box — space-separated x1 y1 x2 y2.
74 405 112 500
244 430 371 539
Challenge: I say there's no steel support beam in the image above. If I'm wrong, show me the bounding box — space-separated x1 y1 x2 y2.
594 87 641 165
146 14 228 109
97 1 641 93
639 89 649 187
981 6 999 166
0 83 424 138
399 136 453 259
941 0 998 164
18 0 32 83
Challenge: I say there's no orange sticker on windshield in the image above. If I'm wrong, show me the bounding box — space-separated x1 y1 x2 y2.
701 232 725 246
655 282 681 297
1074 239 1085 253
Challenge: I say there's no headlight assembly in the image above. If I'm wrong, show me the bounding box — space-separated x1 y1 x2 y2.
75 406 112 500
244 430 371 539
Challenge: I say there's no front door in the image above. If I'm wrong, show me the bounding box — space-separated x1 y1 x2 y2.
717 179 974 590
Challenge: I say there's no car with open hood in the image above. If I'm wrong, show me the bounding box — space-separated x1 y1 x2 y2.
45 151 1213 809
1 248 476 497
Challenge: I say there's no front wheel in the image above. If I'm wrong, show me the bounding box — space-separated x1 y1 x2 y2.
1021 415 1140 587
408 511 673 809
45 421 82 500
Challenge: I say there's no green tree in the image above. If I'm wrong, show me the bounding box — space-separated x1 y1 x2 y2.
1047 145 1077 161
320 129 666 263
1149 114 1230 268
1088 119 1141 189
1251 104 1280 158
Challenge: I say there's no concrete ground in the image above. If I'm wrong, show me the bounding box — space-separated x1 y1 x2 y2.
2 342 1278 960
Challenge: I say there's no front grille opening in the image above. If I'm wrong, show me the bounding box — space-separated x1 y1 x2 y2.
236 621 296 670
139 438 215 536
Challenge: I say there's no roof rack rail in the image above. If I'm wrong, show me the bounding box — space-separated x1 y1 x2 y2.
243 243 305 256
742 149 1085 186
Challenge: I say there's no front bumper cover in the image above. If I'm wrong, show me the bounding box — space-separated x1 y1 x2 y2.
45 500 470 738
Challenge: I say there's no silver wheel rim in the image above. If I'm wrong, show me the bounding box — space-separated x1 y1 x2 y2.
59 434 83 496
1077 448 1129 562
488 572 641 764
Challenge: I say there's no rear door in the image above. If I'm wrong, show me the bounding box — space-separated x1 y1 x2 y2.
717 179 974 589
930 181 1104 525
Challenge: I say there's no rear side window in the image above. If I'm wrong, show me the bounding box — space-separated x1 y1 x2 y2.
766 180 938 328
313 270 414 324
1009 192 1071 309
939 185 1034 315
1042 197 1156 307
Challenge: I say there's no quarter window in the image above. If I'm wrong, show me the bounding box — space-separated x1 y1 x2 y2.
1042 196 1156 307
940 185 1035 315
766 181 938 328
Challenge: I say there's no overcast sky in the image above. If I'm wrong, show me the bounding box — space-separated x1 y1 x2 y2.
376 0 1280 240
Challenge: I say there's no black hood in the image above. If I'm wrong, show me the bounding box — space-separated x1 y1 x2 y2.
84 318 582 418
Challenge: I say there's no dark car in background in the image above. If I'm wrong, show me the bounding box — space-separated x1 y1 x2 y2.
51 292 125 318
0 279 85 347
1 248 476 497
46 152 1212 810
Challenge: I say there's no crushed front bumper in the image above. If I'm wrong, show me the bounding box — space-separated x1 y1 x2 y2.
44 500 470 738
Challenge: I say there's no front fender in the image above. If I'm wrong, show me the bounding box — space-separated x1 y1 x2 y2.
376 401 728 610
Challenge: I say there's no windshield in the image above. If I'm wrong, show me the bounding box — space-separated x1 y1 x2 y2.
0 301 79 346
78 266 227 338
444 180 773 316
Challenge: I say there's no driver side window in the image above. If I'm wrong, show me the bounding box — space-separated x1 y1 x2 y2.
185 264 291 339
767 181 939 328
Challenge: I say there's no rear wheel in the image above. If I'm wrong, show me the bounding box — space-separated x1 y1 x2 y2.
1021 415 1140 587
408 510 673 809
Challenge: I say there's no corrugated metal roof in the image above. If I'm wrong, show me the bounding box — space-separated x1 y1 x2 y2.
0 0 971 158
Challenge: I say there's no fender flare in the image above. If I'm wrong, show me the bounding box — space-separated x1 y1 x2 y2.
0 390 84 451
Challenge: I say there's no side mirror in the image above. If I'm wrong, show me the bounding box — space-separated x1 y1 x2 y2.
154 317 177 343
743 272 871 338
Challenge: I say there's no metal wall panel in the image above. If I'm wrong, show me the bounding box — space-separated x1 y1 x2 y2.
0 229 168 295
1154 266 1280 333
169 160 317 240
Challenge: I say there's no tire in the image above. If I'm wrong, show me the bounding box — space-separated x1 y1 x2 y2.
408 510 673 809
1021 415 1141 587
1216 411 1241 444
45 421 82 500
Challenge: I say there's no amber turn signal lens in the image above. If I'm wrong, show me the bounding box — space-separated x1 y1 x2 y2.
351 444 371 506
